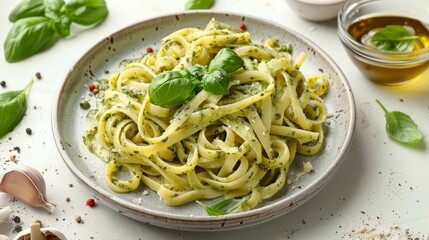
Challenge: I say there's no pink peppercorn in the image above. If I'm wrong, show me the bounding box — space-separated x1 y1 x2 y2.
86 198 96 207
239 23 246 30
88 84 96 92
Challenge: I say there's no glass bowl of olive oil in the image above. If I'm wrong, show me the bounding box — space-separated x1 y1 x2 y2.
338 0 429 85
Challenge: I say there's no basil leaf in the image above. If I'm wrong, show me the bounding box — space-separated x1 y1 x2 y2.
187 64 207 79
148 70 200 107
202 69 229 95
65 0 108 26
44 0 67 20
0 80 33 139
185 0 214 10
51 16 72 37
4 16 56 63
43 0 72 37
376 99 423 145
197 201 227 216
197 198 246 216
208 48 244 73
148 48 244 106
202 48 243 95
370 25 418 52
9 0 45 22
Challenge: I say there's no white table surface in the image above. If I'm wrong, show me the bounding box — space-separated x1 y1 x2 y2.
1 0 429 239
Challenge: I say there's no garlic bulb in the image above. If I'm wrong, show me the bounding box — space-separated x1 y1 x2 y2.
13 222 67 240
0 165 55 212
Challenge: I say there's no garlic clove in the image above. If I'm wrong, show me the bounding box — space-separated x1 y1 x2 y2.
13 222 67 240
0 234 10 240
30 223 46 240
0 206 11 223
0 207 12 240
0 165 56 212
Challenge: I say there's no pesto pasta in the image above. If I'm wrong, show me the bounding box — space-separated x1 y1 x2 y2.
83 19 329 212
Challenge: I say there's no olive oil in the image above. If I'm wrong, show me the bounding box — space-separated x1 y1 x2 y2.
346 15 429 84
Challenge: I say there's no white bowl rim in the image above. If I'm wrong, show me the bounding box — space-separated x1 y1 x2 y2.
293 0 346 5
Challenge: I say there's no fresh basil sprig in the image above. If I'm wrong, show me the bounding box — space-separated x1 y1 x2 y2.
0 80 33 139
376 99 423 145
4 0 108 62
185 0 214 10
197 197 247 216
148 48 244 107
370 25 419 53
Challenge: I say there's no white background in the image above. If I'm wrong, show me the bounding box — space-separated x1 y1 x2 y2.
1 0 429 239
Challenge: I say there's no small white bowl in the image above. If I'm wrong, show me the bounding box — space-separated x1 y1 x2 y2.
284 0 346 22
13 226 67 240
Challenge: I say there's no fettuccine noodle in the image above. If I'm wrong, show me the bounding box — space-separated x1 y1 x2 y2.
83 19 329 211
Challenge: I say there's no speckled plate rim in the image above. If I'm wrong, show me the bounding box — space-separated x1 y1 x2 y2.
52 11 356 231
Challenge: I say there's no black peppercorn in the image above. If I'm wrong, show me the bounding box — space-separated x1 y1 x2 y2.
26 128 32 135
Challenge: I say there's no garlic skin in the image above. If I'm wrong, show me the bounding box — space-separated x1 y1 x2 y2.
13 222 67 240
0 165 56 212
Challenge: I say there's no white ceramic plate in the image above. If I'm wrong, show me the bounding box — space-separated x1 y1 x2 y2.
52 11 355 231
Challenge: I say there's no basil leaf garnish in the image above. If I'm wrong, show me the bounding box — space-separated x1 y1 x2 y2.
370 25 418 53
187 64 207 79
185 0 214 10
197 198 247 216
148 70 200 107
376 99 423 145
148 48 244 107
0 80 33 139
208 48 244 73
65 0 109 26
8 0 45 22
202 68 229 95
